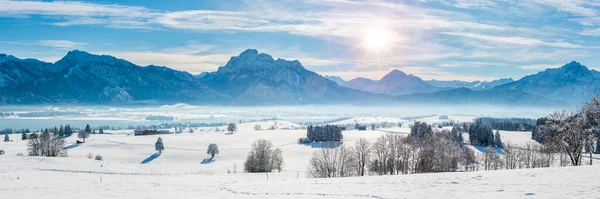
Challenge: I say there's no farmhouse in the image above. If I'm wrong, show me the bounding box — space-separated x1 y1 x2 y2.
134 129 169 136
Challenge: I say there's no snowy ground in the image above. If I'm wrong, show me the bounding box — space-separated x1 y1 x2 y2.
1 155 599 199
1 118 598 198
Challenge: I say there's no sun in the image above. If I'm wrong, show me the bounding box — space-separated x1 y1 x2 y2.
363 28 391 51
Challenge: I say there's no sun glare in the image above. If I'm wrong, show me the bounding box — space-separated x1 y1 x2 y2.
364 28 391 51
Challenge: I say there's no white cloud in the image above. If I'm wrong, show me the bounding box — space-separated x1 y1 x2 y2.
581 28 600 36
517 63 561 70
530 0 599 17
442 32 583 48
36 40 86 49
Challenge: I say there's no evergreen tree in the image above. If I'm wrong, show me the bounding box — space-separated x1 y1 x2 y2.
21 131 27 140
84 124 92 134
59 125 64 137
155 137 164 153
494 130 503 148
469 119 494 146
99 128 104 134
3 133 9 142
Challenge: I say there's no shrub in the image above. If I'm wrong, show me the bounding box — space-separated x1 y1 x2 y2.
95 155 103 161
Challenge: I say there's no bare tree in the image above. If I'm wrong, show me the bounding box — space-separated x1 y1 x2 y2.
352 138 371 176
227 123 237 134
464 147 476 171
27 131 67 157
254 125 261 131
371 135 389 175
244 139 283 172
207 143 219 158
307 144 355 178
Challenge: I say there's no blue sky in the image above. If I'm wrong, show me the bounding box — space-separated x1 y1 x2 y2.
1 0 600 81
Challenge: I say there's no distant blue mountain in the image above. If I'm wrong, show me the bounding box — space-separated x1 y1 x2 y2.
198 49 385 105
0 49 571 106
426 78 514 91
495 61 600 105
324 75 346 86
342 70 441 95
0 50 225 104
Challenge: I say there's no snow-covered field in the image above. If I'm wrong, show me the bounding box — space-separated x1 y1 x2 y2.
1 117 598 198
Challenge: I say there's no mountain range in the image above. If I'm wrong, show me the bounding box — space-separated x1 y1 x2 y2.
0 49 595 106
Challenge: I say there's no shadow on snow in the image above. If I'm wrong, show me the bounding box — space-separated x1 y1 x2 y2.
299 141 342 148
472 145 504 155
200 157 215 164
141 153 161 164
63 143 81 150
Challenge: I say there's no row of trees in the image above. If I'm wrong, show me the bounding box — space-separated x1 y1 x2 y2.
308 128 466 178
467 120 503 147
477 117 536 131
307 125 343 142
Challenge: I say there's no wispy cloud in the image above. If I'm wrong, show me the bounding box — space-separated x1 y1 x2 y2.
517 63 561 70
2 0 600 81
36 40 86 49
442 32 582 48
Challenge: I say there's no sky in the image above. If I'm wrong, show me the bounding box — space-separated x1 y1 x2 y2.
1 0 600 81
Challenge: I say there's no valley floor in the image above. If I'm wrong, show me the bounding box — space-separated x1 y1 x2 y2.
1 119 598 198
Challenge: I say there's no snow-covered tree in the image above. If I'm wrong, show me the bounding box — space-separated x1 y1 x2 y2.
582 95 600 154
57 125 63 137
155 137 164 153
21 131 27 140
469 120 494 146
307 125 343 142
78 130 90 143
494 130 503 148
543 110 594 166
370 123 376 130
27 131 67 157
3 133 9 142
207 143 219 158
254 125 261 131
99 128 104 134
410 121 433 138
227 123 237 134
244 139 283 173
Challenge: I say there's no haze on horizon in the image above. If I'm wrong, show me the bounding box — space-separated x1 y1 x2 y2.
2 0 600 82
